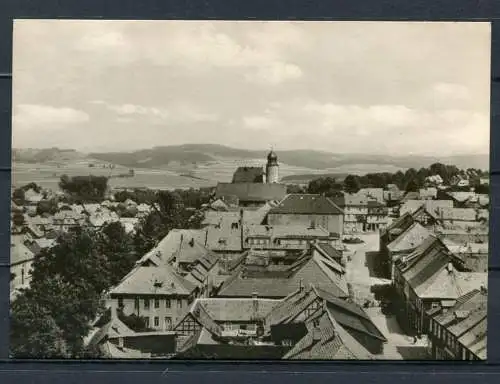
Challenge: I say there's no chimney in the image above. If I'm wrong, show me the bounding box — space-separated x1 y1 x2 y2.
446 262 453 274
312 320 322 342
189 238 195 247
110 300 118 320
299 278 304 292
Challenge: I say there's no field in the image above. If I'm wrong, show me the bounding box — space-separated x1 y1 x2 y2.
12 159 406 192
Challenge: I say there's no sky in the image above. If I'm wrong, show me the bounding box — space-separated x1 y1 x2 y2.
12 20 491 156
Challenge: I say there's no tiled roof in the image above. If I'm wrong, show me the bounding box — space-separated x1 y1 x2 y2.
110 265 196 296
419 188 438 199
266 286 386 344
314 243 343 261
244 224 331 240
202 211 241 227
173 237 212 265
88 316 133 347
436 208 478 222
359 188 385 203
10 235 35 266
196 298 280 322
232 167 265 183
387 222 432 253
218 253 348 299
215 182 287 202
400 200 453 217
136 229 208 266
433 289 487 360
283 307 374 360
242 203 275 225
269 194 344 215
382 212 415 237
206 226 242 252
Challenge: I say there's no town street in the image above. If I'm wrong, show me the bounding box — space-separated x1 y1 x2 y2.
344 232 429 360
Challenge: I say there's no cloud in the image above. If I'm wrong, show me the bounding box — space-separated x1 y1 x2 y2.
243 115 276 129
78 30 128 51
98 102 218 124
245 62 303 85
13 104 89 127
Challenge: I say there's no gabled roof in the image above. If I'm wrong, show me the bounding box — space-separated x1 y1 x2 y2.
215 182 287 202
283 306 374 360
436 208 478 222
88 315 133 347
397 236 485 300
206 226 242 252
10 235 36 266
136 229 208 266
381 212 415 237
217 252 348 299
195 297 280 322
265 286 386 344
432 289 487 360
269 194 344 215
313 243 343 261
400 200 454 217
387 222 432 253
110 264 197 296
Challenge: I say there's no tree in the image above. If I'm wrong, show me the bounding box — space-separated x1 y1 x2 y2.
10 292 69 358
12 212 25 227
36 199 58 216
286 184 305 194
97 221 137 286
59 174 109 203
12 188 25 204
474 184 490 194
405 179 419 192
343 175 361 194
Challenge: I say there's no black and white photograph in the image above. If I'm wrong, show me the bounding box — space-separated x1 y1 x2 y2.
10 20 490 360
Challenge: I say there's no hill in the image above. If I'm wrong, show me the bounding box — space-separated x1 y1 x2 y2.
87 144 488 171
13 145 489 179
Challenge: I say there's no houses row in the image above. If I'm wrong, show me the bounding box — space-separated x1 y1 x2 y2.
378 198 488 360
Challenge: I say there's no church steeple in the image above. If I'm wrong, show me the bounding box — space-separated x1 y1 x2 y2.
266 146 279 183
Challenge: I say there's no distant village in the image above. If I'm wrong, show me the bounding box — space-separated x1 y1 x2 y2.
10 150 489 360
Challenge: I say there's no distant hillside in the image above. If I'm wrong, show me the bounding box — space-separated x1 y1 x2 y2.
12 148 88 164
88 144 489 171
13 145 489 174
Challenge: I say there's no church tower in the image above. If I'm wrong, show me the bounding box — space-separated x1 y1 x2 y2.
266 149 279 184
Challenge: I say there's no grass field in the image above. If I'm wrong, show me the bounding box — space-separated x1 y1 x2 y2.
12 160 405 192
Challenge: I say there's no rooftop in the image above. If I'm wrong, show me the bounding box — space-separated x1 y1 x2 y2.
215 182 287 203
269 194 344 215
110 264 197 296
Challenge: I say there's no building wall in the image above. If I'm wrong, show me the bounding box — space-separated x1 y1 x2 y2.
267 213 344 236
266 165 279 184
110 295 192 330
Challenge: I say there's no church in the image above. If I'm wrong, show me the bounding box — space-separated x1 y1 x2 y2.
214 150 286 208
231 150 280 184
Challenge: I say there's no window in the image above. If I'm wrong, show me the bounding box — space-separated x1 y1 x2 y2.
154 299 160 308
165 317 172 330
144 317 150 328
144 299 150 309
177 299 183 309
134 298 140 310
166 299 171 308
154 317 159 327
118 298 124 308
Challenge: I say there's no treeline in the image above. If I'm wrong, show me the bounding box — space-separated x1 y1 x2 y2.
287 163 488 197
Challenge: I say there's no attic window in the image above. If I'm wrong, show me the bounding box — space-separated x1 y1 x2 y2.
153 280 163 288
218 238 227 245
